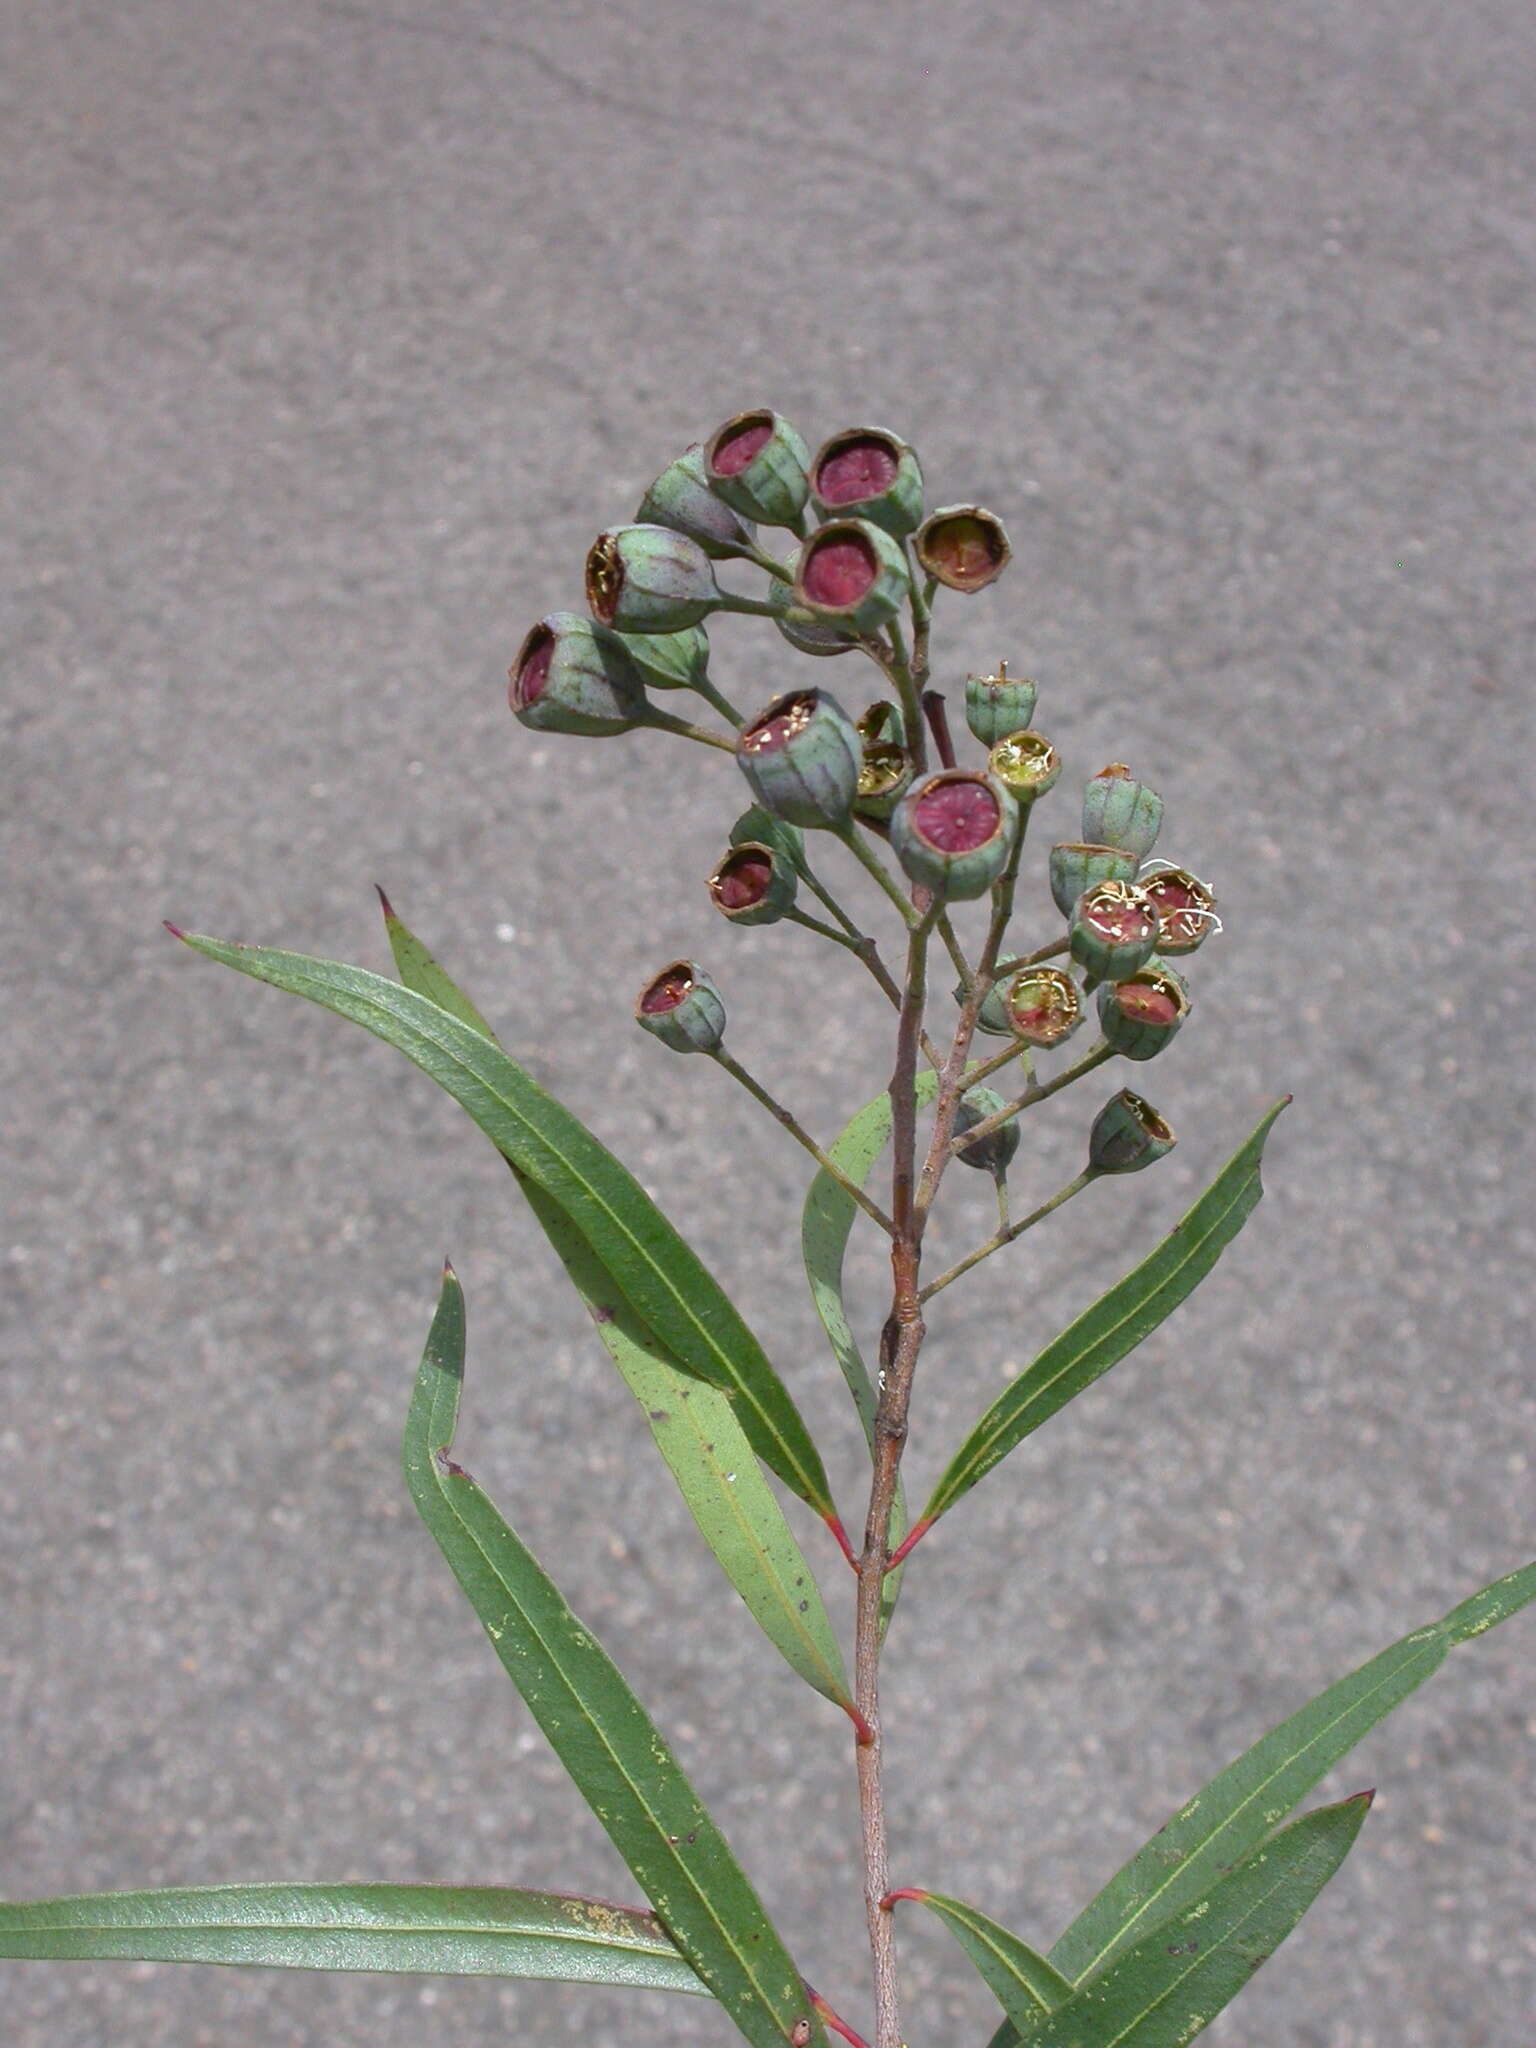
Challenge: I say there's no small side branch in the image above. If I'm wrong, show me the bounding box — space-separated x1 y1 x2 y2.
709 1049 897 1237
919 1168 1097 1303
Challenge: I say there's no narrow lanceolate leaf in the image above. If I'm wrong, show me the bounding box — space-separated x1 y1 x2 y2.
893 1892 1071 2028
925 1099 1288 1530
0 1882 707 1994
371 897 852 1713
1009 1796 1371 2048
518 1170 853 1713
177 931 834 1520
403 1271 823 2048
1045 1557 1536 1987
377 886 499 1040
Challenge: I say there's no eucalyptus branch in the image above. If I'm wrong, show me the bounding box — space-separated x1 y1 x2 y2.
853 894 938 2048
641 707 738 751
993 932 1070 979
936 909 973 989
947 1038 1115 1154
836 822 924 928
690 676 746 727
707 1047 896 1237
34 415 1486 2048
964 1034 1035 1089
920 1167 1097 1303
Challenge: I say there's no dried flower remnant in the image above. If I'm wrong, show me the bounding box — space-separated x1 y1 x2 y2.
1004 965 1082 1047
1142 863 1221 953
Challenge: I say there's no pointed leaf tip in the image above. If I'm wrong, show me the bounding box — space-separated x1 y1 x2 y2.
374 882 398 922
163 920 187 941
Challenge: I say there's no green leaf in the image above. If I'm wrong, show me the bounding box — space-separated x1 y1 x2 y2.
925 1099 1288 1531
402 1271 823 2048
1009 1795 1371 2047
518 1171 854 1714
371 894 852 1714
377 886 499 1040
1044 1557 1536 1987
895 1891 1071 2027
0 1881 707 1994
178 930 835 1522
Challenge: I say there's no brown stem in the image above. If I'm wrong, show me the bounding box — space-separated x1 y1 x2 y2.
853 897 937 2048
921 688 957 768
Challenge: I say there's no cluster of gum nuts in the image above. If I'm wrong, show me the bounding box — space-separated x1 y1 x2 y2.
509 409 1221 1179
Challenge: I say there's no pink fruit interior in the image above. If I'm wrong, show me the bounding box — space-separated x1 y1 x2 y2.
1117 980 1180 1026
817 435 898 505
743 693 814 754
913 777 1000 853
640 966 693 1015
716 850 772 909
516 628 554 706
713 417 773 477
1147 875 1197 913
803 532 877 608
1088 894 1157 943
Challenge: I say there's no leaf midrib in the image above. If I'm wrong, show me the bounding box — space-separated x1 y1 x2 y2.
1056 1834 1339 2048
1060 1636 1436 1977
423 1445 798 2030
270 954 822 1509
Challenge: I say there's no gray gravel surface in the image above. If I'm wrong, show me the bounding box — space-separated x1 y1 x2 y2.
4 2 1533 2043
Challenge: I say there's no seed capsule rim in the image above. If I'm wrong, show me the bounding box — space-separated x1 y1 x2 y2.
913 503 1013 592
808 423 925 537
706 841 798 926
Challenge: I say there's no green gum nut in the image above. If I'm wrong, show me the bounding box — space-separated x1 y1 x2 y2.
989 729 1063 802
735 688 862 828
635 961 726 1054
913 504 1011 593
1070 880 1161 985
1141 863 1219 955
954 977 1017 1036
794 517 911 637
707 841 798 927
615 623 711 692
953 1087 1020 1172
508 612 648 736
1088 1088 1177 1173
585 524 722 634
809 425 924 537
704 408 812 527
1048 841 1140 919
637 444 760 560
965 662 1038 746
1097 959 1192 1060
1082 763 1164 860
889 770 1018 900
1002 964 1083 1047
